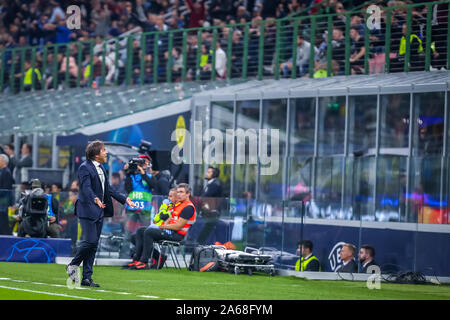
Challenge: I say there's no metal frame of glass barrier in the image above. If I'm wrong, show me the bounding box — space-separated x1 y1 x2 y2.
1 190 449 276
0 1 448 94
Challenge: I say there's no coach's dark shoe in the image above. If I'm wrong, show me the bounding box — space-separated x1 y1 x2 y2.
81 279 100 287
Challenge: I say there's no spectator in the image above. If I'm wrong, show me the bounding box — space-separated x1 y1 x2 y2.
149 159 171 196
214 40 227 78
209 0 233 22
335 243 358 273
230 30 243 77
350 14 365 39
349 26 365 74
60 188 79 254
164 47 183 81
280 33 316 78
331 27 345 74
69 178 79 191
199 43 212 80
51 183 62 200
390 22 424 72
3 144 16 174
48 1 65 24
0 154 14 189
358 245 378 273
46 184 62 238
111 172 125 194
59 49 79 88
295 240 321 272
23 60 42 91
185 0 206 29
15 143 32 184
333 2 346 31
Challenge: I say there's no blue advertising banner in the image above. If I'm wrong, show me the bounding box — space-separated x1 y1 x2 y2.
0 236 71 263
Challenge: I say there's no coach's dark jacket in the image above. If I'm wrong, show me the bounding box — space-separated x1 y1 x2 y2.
75 160 126 220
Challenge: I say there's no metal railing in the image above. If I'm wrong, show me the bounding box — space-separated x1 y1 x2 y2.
0 1 448 95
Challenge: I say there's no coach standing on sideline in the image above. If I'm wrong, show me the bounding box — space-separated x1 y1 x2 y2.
66 140 137 287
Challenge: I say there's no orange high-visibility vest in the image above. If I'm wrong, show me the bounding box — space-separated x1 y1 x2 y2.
167 200 196 236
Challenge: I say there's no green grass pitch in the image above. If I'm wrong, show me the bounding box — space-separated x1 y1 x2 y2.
0 262 449 300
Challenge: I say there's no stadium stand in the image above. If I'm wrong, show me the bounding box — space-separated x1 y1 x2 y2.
0 0 448 94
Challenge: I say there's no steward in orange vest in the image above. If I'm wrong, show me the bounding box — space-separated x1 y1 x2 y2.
160 183 196 236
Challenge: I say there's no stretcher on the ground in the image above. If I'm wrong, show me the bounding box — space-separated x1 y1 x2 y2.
213 246 276 276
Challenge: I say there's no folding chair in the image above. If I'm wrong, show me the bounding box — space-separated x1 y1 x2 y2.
155 239 186 269
154 228 195 269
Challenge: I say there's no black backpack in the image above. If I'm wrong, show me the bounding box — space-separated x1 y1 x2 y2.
19 189 48 238
188 245 219 272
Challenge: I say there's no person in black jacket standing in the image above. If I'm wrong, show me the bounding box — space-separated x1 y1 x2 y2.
0 154 14 235
196 166 222 244
0 154 14 190
336 243 358 273
201 166 222 198
358 245 378 273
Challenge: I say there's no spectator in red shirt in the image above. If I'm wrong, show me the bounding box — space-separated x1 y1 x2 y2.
185 0 206 29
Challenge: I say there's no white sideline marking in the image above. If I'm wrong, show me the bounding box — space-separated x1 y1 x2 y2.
0 277 177 300
0 285 99 300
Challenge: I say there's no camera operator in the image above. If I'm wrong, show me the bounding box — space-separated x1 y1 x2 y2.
123 154 157 228
16 179 60 238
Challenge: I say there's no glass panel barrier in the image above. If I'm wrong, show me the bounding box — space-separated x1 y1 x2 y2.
360 215 417 276
410 156 445 224
191 196 231 246
303 200 361 275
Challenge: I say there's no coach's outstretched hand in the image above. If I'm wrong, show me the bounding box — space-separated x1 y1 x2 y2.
126 197 138 208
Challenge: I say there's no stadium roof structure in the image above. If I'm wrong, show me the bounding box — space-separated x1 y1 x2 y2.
193 71 450 102
1 71 449 137
0 79 247 137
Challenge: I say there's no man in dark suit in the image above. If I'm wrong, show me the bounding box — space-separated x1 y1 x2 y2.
358 244 378 273
0 154 14 190
336 243 358 273
0 154 14 235
14 143 33 183
196 166 223 244
3 144 17 175
66 140 136 287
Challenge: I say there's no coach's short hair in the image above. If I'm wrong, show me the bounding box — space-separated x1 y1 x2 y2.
176 183 191 194
361 245 375 258
85 140 105 161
